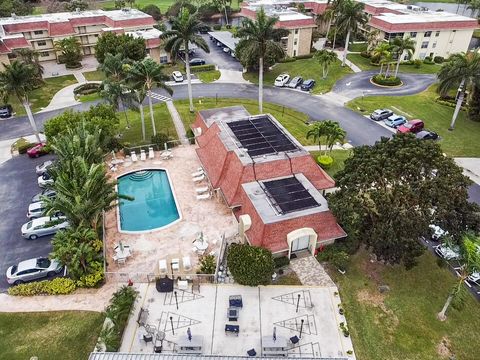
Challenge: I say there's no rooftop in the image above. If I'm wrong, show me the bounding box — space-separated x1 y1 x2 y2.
207 31 239 50
373 10 478 24
243 2 315 22
126 27 162 40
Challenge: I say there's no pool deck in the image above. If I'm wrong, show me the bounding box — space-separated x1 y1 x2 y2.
104 145 238 277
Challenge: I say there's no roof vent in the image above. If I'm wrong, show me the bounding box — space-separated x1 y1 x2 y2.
253 189 263 196
11 13 17 19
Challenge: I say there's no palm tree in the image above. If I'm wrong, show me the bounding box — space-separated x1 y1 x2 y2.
99 52 127 81
437 233 480 321
127 58 172 138
13 48 44 86
372 43 392 76
306 122 329 152
235 7 289 113
0 61 41 143
335 0 367 67
382 52 395 77
438 51 480 130
325 121 347 151
391 36 416 77
54 36 82 67
161 8 210 112
314 49 337 79
366 29 381 53
321 7 336 49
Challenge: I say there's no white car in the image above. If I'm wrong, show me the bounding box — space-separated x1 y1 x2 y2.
27 201 46 219
429 224 448 241
6 257 63 285
223 47 230 53
35 160 54 175
38 172 54 188
467 271 480 286
21 216 69 240
434 244 461 261
172 71 184 82
274 74 290 87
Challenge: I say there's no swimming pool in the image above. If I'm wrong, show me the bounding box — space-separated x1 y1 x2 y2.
117 169 180 232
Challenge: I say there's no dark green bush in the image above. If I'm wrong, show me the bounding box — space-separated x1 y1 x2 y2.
186 128 195 144
274 256 290 268
227 243 274 286
189 64 216 73
74 83 100 95
413 59 422 68
151 133 169 149
360 51 370 58
423 56 434 64
294 53 314 60
213 24 221 30
199 254 216 274
16 141 35 154
316 244 350 271
433 56 444 64
371 74 401 86
279 56 296 63
8 277 77 296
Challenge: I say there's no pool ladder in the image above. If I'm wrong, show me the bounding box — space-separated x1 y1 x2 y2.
129 170 154 182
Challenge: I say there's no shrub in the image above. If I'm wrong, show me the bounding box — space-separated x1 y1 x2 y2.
316 244 350 271
74 83 100 96
423 56 434 64
199 254 216 274
8 277 77 296
227 243 274 286
360 51 370 58
371 74 401 86
76 270 105 288
65 62 82 69
142 4 162 20
213 24 221 30
294 53 314 60
12 138 34 154
151 133 170 149
317 155 334 169
413 59 422 68
189 64 216 73
331 251 349 271
274 256 290 268
434 56 445 64
279 56 296 63
186 128 195 145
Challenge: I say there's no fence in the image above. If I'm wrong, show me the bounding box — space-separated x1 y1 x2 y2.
104 272 216 285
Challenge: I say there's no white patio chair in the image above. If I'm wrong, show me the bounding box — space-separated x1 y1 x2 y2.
182 256 192 271
148 147 154 159
158 259 167 274
140 149 146 161
131 151 138 162
191 170 204 177
196 192 211 200
177 279 188 290
193 174 205 183
195 186 209 194
171 258 180 271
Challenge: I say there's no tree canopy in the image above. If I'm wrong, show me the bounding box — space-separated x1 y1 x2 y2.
329 135 479 268
227 244 274 286
94 32 146 64
0 0 33 17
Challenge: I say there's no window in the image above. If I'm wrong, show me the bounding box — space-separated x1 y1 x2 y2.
40 51 49 57
293 50 297 57
33 30 43 35
294 39 297 45
410 32 417 38
160 55 168 64
421 41 429 49
432 42 437 49
294 29 299 34
94 34 99 37
419 52 426 60
435 31 440 37
37 40 47 46
424 31 432 37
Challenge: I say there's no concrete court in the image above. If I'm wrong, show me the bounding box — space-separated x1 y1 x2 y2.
121 284 355 359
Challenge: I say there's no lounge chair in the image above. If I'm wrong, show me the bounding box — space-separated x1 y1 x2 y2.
191 170 204 177
193 174 205 183
196 192 211 200
177 279 188 290
171 258 180 271
131 151 138 162
195 186 209 194
182 256 192 271
140 149 146 161
148 147 154 159
158 259 167 274
161 151 173 160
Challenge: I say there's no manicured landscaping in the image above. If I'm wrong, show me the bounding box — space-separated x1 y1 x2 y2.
197 70 221 83
348 42 367 52
243 57 353 94
99 0 176 12
310 150 352 178
329 249 480 360
0 311 105 360
83 70 105 82
347 53 441 74
77 92 102 103
119 102 175 146
174 98 316 145
346 85 480 157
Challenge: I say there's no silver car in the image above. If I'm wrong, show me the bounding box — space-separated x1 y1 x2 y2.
32 188 56 203
21 216 69 240
6 257 63 285
35 160 54 175
27 201 46 219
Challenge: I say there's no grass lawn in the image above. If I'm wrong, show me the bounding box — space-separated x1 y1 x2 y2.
119 102 175 145
473 29 480 38
329 249 480 360
9 75 78 116
274 272 302 285
99 0 176 12
174 98 315 145
310 149 352 178
346 85 480 157
83 70 105 82
347 53 441 74
197 70 221 83
0 311 105 360
77 92 102 103
243 58 353 95
348 42 367 52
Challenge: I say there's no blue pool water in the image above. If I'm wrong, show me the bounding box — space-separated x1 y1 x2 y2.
117 169 180 231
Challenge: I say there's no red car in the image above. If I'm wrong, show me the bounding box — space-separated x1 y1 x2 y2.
27 143 48 158
397 119 424 134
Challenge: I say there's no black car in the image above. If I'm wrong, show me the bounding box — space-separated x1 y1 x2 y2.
0 104 13 118
416 130 439 140
300 79 315 91
189 58 206 66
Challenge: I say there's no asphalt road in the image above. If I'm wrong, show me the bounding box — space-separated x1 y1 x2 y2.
198 34 242 71
0 154 56 292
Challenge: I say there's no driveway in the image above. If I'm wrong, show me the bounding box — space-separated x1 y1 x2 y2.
197 34 243 71
0 154 56 292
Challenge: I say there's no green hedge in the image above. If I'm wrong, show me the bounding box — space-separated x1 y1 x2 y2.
227 243 274 286
74 83 100 96
274 256 290 269
189 64 216 73
371 74 402 86
8 277 76 296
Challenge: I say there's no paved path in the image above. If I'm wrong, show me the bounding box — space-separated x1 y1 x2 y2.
166 100 189 145
38 80 101 113
334 50 362 73
73 71 87 83
290 256 335 287
215 69 250 84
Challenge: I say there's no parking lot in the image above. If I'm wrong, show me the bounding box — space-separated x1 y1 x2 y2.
197 34 242 71
0 154 55 291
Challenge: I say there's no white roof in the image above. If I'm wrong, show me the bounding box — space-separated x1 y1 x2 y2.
126 27 162 40
244 3 313 21
207 31 239 50
374 11 476 24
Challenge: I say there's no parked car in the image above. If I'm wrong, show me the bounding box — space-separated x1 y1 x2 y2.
274 74 290 87
428 224 448 242
21 216 69 240
0 104 13 118
384 114 407 128
6 257 63 285
300 79 316 91
416 130 439 140
189 58 206 66
35 160 54 175
223 47 230 53
216 41 222 47
231 51 236 58
467 271 480 286
27 201 46 219
370 108 393 121
32 188 56 203
38 172 54 188
434 244 461 261
397 119 424 134
172 71 184 83
288 76 303 88
27 142 48 158
197 25 211 34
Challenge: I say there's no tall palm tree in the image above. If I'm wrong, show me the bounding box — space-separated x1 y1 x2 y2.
161 8 210 112
0 61 41 143
391 36 416 77
372 43 392 76
314 49 337 79
437 233 480 321
382 52 395 77
127 58 172 138
438 51 480 130
366 29 381 53
13 48 44 86
235 7 289 113
99 52 127 81
335 0 367 67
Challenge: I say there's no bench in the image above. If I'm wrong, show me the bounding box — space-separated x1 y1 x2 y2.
225 324 239 336
136 307 149 326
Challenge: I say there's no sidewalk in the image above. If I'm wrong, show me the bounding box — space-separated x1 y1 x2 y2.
334 50 362 73
166 100 189 145
304 143 354 151
38 80 101 113
0 134 46 166
215 69 250 84
455 158 480 185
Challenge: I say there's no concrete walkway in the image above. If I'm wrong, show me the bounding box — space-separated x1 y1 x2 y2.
290 256 336 287
334 50 362 73
0 133 46 166
455 158 480 185
304 143 354 151
38 80 101 113
166 100 189 145
215 69 250 84
73 71 87 83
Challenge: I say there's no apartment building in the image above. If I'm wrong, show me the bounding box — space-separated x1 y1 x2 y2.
241 0 478 60
0 8 168 71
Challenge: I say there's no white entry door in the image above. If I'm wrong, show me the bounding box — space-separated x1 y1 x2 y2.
291 235 310 252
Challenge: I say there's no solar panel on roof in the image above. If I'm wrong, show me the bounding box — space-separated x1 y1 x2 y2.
263 177 319 214
227 116 298 157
